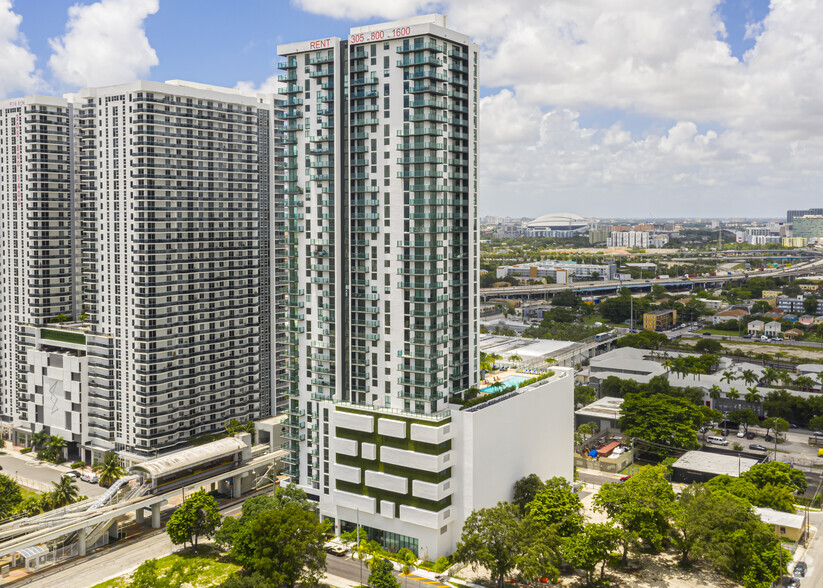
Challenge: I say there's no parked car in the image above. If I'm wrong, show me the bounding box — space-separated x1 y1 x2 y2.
81 472 99 484
750 444 768 451
746 432 756 440
765 434 774 442
737 429 746 438
63 471 81 479
794 561 807 578
789 423 798 429
619 475 632 482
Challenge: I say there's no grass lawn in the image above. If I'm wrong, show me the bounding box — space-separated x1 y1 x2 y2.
695 328 743 336
20 488 39 500
90 547 240 588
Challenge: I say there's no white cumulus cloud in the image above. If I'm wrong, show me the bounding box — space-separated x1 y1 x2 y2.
293 0 441 20
0 0 41 97
48 0 159 88
292 0 823 216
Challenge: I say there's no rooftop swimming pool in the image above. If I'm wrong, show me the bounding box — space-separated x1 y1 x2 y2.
479 374 532 391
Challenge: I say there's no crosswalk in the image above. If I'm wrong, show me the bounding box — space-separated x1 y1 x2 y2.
400 573 451 588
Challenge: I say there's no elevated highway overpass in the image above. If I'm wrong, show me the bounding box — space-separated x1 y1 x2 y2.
481 256 823 303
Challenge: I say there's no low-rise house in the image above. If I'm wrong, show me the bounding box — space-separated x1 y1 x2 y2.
764 309 784 319
753 507 807 543
784 328 803 340
761 289 783 299
799 314 814 326
747 320 765 335
711 308 748 325
700 299 727 311
764 321 782 337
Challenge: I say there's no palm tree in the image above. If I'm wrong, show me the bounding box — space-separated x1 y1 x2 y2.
51 476 79 508
31 429 49 450
741 369 758 387
709 385 722 406
779 370 795 388
94 452 125 487
48 435 66 462
745 386 762 414
398 548 417 588
817 371 823 392
795 376 815 391
761 367 779 387
721 370 736 385
727 387 741 408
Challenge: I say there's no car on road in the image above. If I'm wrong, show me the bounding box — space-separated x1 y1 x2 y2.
325 544 347 557
702 332 711 336
749 444 768 451
765 434 774 442
80 472 99 484
794 561 807 578
619 475 632 482
62 471 81 479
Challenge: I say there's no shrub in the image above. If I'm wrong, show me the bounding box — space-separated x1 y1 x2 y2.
433 556 451 573
71 461 85 469
20 447 32 454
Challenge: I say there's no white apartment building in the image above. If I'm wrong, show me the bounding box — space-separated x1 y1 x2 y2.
495 260 616 282
275 14 567 558
607 230 649 248
1 82 278 462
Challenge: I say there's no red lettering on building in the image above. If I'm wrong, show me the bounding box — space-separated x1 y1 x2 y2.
310 39 331 49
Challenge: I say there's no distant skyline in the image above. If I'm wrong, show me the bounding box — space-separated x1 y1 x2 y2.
1 0 821 217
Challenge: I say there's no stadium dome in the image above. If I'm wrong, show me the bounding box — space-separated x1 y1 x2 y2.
527 213 589 231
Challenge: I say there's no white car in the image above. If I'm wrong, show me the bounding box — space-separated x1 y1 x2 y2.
80 472 99 484
737 429 746 438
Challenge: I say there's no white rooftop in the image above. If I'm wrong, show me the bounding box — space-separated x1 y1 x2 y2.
753 506 805 529
479 334 576 358
132 436 248 478
575 396 624 420
672 451 760 477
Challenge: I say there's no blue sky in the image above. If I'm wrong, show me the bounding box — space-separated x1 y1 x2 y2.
4 0 817 219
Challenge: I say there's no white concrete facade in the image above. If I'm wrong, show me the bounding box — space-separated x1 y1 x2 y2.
323 369 574 559
2 82 279 460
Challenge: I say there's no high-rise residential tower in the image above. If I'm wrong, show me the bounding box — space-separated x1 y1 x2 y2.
273 14 565 559
1 82 278 462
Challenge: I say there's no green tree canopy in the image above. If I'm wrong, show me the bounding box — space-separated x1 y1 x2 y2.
166 490 222 552
525 478 584 537
560 523 621 587
512 474 545 514
742 461 807 495
454 502 523 588
728 409 759 434
618 392 701 454
0 474 23 519
615 330 668 350
551 290 579 307
574 385 596 408
593 465 676 565
230 501 326 588
369 558 401 588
